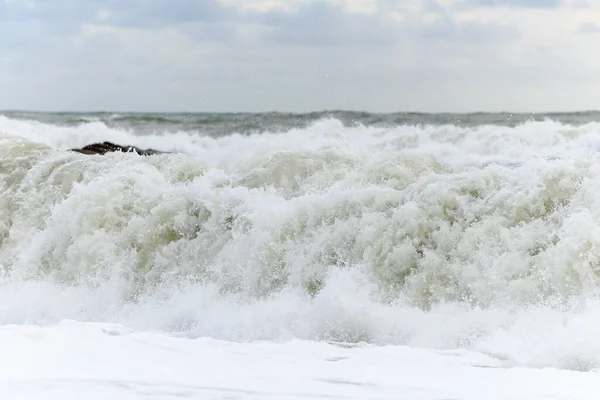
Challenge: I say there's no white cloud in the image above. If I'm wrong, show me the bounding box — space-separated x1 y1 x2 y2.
235 1 299 13
342 0 378 14
218 0 310 13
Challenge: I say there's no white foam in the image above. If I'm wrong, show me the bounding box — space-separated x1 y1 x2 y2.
1 322 600 400
3 116 600 372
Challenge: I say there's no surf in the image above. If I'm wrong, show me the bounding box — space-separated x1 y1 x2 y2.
2 114 600 370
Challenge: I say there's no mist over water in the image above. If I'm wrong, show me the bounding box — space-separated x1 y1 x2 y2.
3 111 600 370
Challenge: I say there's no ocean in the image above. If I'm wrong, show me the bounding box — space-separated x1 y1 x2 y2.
2 111 600 399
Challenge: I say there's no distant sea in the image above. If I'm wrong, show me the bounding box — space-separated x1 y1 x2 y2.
5 110 600 135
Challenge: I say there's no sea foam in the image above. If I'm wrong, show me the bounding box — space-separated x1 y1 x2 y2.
2 115 600 370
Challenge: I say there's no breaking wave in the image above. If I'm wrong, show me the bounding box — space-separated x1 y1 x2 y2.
4 114 600 369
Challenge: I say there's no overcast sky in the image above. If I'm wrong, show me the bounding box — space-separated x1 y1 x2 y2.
1 0 599 113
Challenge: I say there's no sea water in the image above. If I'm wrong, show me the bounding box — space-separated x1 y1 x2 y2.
2 111 600 399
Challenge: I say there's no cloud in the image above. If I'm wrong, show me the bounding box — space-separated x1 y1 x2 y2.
577 21 600 33
256 1 398 47
106 0 232 28
1 0 599 112
0 0 234 28
466 0 561 7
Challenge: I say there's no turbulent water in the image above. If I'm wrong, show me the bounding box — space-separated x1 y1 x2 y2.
4 111 600 398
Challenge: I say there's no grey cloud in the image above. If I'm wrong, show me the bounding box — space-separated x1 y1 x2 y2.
465 0 560 7
253 0 514 48
0 1 97 34
0 0 235 33
105 0 232 28
0 20 43 51
577 22 600 33
0 0 594 113
415 17 519 42
255 1 398 47
0 0 240 53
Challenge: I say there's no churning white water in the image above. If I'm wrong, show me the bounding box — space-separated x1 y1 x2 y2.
2 114 600 398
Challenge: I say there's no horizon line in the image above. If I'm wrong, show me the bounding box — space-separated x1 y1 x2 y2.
2 109 600 115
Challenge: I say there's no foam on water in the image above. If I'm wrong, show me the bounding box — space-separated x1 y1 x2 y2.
4 321 600 400
3 115 600 372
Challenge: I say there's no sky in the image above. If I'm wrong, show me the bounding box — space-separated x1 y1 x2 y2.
1 0 600 113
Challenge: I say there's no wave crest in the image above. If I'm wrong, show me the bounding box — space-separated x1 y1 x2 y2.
2 116 600 370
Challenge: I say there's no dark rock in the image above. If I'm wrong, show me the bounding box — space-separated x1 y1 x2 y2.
71 141 163 156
